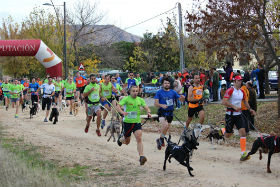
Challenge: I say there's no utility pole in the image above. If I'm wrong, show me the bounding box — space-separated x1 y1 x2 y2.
178 2 184 72
63 2 67 78
43 2 67 78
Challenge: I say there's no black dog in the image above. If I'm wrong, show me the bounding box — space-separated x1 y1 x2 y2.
206 127 225 144
163 131 200 177
49 107 59 124
245 135 280 173
29 102 38 119
22 101 29 112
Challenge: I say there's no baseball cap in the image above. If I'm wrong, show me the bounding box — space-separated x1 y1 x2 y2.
234 75 243 80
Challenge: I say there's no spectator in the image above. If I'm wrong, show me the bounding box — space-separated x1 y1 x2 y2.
243 70 250 83
210 67 219 102
200 69 206 85
173 74 183 109
256 64 265 99
223 61 233 89
246 81 257 130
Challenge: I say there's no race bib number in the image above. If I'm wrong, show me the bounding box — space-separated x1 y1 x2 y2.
30 88 35 92
127 111 137 119
196 90 203 95
166 99 173 106
66 89 72 93
78 80 82 84
91 94 99 100
103 91 110 97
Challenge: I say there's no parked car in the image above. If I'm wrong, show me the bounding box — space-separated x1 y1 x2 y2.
217 68 245 89
269 71 278 91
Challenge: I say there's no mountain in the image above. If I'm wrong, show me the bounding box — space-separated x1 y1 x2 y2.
76 25 142 45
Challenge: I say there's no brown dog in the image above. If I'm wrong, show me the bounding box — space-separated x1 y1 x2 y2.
73 101 79 116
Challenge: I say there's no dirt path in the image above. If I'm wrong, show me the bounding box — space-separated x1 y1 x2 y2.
1 106 280 187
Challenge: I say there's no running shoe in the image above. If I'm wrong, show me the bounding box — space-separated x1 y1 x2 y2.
70 112 73 115
117 133 124 146
156 138 163 150
15 114 18 118
139 156 147 165
96 129 101 137
85 125 89 133
6 106 8 111
240 152 250 161
44 118 48 122
160 137 165 147
101 120 106 129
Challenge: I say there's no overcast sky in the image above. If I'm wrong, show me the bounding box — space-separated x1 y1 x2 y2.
0 0 194 37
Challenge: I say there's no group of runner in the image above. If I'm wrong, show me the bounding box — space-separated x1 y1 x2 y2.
0 70 257 164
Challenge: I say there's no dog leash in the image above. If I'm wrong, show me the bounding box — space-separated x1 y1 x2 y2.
173 114 185 127
105 98 122 119
240 112 262 134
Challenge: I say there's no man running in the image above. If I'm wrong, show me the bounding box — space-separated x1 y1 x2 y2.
74 72 86 105
54 77 64 108
116 86 151 165
154 77 185 150
124 73 138 94
185 74 205 128
100 74 118 129
22 79 30 102
41 77 55 122
83 74 102 136
221 75 256 161
1 78 11 111
29 78 40 105
9 79 23 118
64 77 76 115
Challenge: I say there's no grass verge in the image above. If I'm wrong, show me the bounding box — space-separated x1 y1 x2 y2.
0 125 89 186
142 101 279 134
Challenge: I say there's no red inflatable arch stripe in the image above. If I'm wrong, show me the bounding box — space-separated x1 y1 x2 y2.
0 39 62 77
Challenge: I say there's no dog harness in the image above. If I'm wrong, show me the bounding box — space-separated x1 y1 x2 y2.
260 135 279 153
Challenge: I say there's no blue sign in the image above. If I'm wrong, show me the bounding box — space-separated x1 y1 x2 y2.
143 84 161 94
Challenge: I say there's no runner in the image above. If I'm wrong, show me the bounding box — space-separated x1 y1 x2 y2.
185 74 205 128
41 77 55 122
54 77 64 109
221 75 256 161
124 72 138 94
116 85 151 165
136 73 143 96
9 79 23 118
64 77 76 115
1 78 11 111
100 74 118 129
111 76 123 96
22 79 30 102
154 77 185 150
74 72 86 105
28 78 40 105
115 73 123 86
83 74 102 136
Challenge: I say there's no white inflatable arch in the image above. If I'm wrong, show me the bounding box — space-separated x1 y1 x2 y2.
0 39 62 77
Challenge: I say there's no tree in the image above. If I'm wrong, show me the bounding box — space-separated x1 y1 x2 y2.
67 0 104 66
82 58 100 74
124 46 150 72
185 0 280 117
0 8 73 78
137 19 180 72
